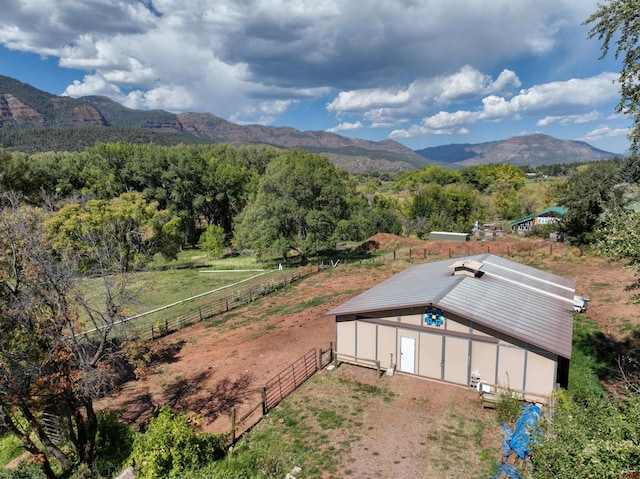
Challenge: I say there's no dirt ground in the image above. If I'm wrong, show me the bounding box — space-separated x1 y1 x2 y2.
98 234 639 477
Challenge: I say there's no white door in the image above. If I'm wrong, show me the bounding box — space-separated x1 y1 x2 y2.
400 336 415 374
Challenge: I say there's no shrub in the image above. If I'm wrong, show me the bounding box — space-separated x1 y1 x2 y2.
198 224 226 258
495 386 522 424
0 462 47 479
0 434 24 468
130 406 228 478
93 409 135 477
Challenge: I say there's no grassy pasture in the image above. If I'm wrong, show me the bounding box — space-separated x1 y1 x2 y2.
75 250 301 336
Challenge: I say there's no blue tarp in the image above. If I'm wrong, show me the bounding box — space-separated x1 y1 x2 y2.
495 404 542 478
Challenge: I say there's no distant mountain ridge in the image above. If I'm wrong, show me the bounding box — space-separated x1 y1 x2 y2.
0 75 424 172
0 74 622 172
415 134 620 167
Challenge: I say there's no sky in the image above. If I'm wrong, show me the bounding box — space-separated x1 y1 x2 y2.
0 0 633 154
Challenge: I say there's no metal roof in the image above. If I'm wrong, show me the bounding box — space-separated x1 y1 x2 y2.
326 254 575 358
510 206 567 226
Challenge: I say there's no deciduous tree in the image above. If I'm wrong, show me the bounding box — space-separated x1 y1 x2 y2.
586 0 640 152
0 201 133 478
47 192 182 272
234 150 351 260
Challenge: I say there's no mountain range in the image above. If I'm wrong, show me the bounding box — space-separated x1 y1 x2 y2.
0 74 621 172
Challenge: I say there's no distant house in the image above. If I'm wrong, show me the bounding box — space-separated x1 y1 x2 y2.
510 207 567 233
326 254 575 400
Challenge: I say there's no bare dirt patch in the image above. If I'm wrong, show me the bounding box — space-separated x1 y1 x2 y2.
99 236 640 477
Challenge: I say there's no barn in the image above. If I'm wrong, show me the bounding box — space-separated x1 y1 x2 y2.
326 254 575 400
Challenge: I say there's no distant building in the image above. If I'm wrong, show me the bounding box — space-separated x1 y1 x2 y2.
510 207 567 233
428 231 470 242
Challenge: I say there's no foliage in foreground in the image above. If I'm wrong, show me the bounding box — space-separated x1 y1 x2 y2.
530 316 640 478
129 406 227 479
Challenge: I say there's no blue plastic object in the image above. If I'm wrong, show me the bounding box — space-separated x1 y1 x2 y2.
494 404 542 478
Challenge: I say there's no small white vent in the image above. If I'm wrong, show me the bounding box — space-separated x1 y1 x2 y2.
449 259 484 277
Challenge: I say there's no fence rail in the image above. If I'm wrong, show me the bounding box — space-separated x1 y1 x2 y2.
82 264 327 342
229 344 331 443
264 348 318 410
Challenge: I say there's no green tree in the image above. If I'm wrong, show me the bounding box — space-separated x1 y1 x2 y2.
532 392 640 479
599 207 640 303
586 0 640 152
407 183 482 237
198 224 226 258
234 150 351 260
197 155 257 238
130 407 227 479
617 154 640 183
557 163 621 245
46 192 182 272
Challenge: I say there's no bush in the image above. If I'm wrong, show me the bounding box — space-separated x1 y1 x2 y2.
0 434 24 468
0 462 47 479
130 406 228 478
198 224 226 258
495 386 522 424
93 409 135 477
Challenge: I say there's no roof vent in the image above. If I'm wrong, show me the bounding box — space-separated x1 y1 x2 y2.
449 259 484 278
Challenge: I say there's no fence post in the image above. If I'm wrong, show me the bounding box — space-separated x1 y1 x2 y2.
225 297 229 312
423 248 426 259
164 318 168 334
231 409 236 443
317 349 322 369
151 325 154 340
199 307 202 322
249 288 252 302
393 250 396 260
409 248 412 259
448 248 452 258
261 388 268 415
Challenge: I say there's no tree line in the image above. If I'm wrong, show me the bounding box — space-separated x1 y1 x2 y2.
1 141 603 261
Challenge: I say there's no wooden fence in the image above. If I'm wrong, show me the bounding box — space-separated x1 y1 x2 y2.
82 263 327 342
339 241 570 266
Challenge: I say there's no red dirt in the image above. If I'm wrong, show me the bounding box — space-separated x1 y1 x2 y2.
96 235 639 476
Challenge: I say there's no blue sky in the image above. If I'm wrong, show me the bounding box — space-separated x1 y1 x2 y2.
0 0 632 154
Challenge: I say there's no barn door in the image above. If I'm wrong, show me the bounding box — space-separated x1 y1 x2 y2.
400 336 415 374
444 337 470 385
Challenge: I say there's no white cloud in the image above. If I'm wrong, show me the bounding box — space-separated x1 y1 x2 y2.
325 121 364 133
537 111 600 126
390 73 620 138
63 75 124 99
0 0 609 126
579 125 630 142
327 66 520 117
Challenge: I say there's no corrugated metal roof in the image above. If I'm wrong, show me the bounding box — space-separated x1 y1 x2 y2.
510 206 567 226
326 253 575 358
